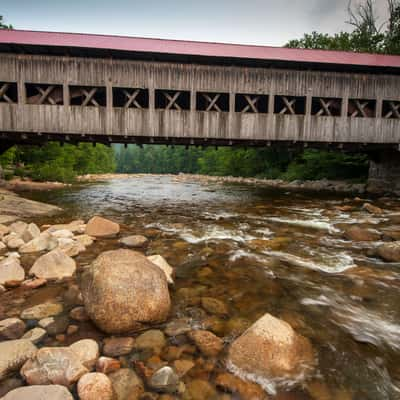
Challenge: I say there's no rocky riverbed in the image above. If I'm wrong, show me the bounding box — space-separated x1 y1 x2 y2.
1 176 400 399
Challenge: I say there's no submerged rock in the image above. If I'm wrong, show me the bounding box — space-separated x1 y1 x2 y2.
120 234 149 248
377 241 400 262
22 327 47 344
95 356 121 374
362 203 384 214
344 226 381 242
1 385 73 400
135 329 166 355
30 249 76 280
227 313 315 385
0 339 37 380
85 216 120 238
77 372 114 400
108 368 144 400
187 330 224 357
81 249 170 334
21 347 88 386
148 366 180 393
20 302 63 320
103 337 135 357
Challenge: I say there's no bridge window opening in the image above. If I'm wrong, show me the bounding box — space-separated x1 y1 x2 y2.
235 93 268 113
274 95 306 115
348 99 376 118
69 86 106 107
25 83 63 105
113 87 149 109
0 82 18 104
382 100 400 119
197 92 229 112
311 97 342 117
155 90 190 110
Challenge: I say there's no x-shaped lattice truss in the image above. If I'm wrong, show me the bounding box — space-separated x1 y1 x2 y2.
384 101 400 119
0 83 15 103
240 95 261 113
349 100 374 117
71 88 102 107
201 93 224 112
161 91 184 110
315 98 340 116
278 96 297 115
123 89 143 108
28 85 63 105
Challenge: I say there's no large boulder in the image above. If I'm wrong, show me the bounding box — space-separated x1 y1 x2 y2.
29 249 76 280
85 216 120 238
0 339 37 380
21 347 88 386
0 257 25 287
1 385 73 400
377 241 400 262
80 249 170 334
227 313 315 383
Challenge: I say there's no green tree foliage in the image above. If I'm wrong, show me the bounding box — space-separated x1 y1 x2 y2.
1 143 115 182
0 16 12 29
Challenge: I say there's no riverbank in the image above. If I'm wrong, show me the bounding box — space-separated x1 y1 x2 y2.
2 178 70 192
78 173 367 194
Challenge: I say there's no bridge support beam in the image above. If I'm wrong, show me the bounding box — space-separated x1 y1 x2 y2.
368 150 400 195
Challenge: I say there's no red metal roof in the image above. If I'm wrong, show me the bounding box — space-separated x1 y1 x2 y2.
1 29 400 69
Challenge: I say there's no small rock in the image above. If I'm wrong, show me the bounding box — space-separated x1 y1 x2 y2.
75 234 94 247
362 203 384 214
0 318 26 340
47 220 86 234
51 229 74 239
1 385 74 400
103 337 135 357
38 315 69 336
187 330 224 357
147 255 174 284
85 216 120 238
377 241 400 262
96 356 121 374
173 359 195 377
6 238 25 250
66 325 79 335
19 232 57 253
184 379 217 400
215 372 266 399
164 318 192 337
0 224 10 239
149 366 180 393
77 372 114 400
70 339 99 370
70 306 89 321
135 330 166 355
0 257 25 287
9 222 28 237
201 297 228 315
21 302 63 320
30 249 76 280
0 339 37 380
21 223 41 243
119 234 149 248
22 327 47 344
108 368 144 400
21 278 47 289
21 347 88 386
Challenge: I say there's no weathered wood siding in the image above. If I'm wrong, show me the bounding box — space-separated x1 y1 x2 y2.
0 53 399 144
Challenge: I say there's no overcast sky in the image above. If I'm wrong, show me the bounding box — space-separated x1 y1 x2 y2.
1 0 390 47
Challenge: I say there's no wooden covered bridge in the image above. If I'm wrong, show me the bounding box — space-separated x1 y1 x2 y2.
0 30 399 190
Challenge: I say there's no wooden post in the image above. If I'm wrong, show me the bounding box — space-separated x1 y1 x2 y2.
63 83 70 106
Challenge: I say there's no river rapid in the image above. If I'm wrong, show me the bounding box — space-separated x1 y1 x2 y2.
9 175 400 399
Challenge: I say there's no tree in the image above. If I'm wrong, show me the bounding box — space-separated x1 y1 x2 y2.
0 16 12 29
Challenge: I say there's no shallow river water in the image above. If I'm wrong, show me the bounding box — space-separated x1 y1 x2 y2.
6 176 400 399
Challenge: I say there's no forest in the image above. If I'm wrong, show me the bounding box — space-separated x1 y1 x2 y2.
1 0 399 182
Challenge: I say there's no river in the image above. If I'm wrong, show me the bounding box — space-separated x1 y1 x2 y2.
7 175 400 399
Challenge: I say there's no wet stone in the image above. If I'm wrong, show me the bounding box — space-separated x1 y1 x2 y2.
187 330 224 357
108 368 144 400
120 234 149 247
200 297 229 315
148 366 180 393
164 318 192 337
21 302 63 320
0 318 26 340
135 329 166 355
70 339 100 370
38 315 69 336
103 337 135 357
22 327 47 344
95 356 121 374
77 372 114 400
69 306 90 321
